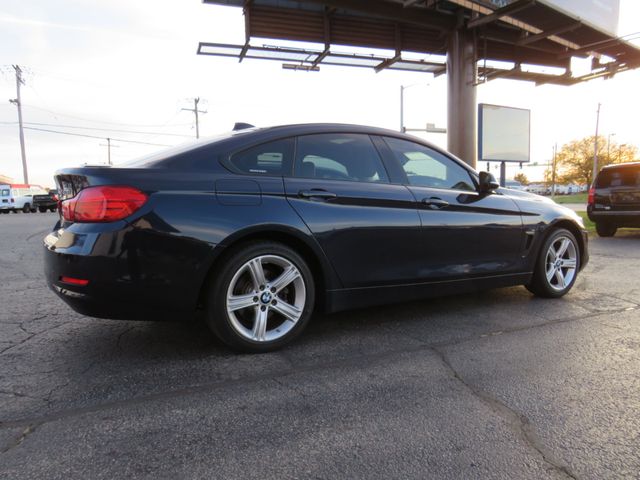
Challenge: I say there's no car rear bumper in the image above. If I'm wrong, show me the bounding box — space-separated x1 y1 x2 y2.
43 224 214 322
587 207 640 226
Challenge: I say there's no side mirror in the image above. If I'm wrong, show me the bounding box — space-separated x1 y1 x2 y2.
478 171 500 192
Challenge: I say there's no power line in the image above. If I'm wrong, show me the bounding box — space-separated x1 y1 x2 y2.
21 104 192 128
13 121 191 137
22 126 173 147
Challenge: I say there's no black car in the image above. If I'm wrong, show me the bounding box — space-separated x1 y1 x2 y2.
588 162 640 237
44 124 588 352
33 189 59 213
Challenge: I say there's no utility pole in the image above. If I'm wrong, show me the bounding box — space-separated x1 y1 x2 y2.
592 102 601 186
182 97 207 139
99 138 119 165
9 65 28 184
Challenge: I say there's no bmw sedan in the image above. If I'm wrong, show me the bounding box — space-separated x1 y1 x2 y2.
44 124 588 352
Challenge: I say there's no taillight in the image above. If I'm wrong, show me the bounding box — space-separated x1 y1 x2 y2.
10 198 14 203
61 186 147 223
587 186 595 206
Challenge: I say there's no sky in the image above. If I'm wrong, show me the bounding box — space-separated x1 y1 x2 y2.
1 0 639 187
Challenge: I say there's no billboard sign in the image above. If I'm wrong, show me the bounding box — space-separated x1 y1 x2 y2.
540 0 619 37
478 104 530 163
483 0 620 37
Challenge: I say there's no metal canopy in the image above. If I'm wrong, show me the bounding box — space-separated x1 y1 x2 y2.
199 0 640 85
198 42 446 73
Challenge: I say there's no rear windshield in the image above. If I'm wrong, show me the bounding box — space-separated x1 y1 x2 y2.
596 167 640 188
121 130 252 168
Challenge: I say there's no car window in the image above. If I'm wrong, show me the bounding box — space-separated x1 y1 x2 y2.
294 134 389 183
1 189 9 196
596 167 640 188
229 138 293 176
384 137 475 191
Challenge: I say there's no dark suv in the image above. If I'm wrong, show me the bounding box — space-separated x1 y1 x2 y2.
588 162 640 237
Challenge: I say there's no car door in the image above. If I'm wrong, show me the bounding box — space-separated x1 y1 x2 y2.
380 136 524 280
284 133 423 288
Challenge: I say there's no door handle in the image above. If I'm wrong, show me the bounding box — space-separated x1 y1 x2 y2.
422 197 449 209
298 189 337 200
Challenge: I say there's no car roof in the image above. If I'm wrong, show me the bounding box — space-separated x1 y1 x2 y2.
220 123 458 159
601 161 640 170
252 123 404 136
122 123 472 173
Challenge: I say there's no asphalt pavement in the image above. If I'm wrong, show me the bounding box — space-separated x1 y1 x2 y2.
1 213 639 479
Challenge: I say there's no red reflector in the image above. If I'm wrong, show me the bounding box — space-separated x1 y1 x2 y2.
60 276 89 286
587 187 595 206
61 186 147 223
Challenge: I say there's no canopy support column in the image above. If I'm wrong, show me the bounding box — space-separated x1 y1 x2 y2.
447 25 477 168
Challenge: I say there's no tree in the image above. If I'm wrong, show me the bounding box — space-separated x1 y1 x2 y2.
550 136 637 186
513 172 529 185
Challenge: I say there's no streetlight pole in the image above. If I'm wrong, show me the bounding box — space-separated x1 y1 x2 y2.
399 83 430 134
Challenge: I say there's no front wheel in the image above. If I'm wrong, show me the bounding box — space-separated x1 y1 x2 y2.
38 207 47 213
205 241 315 353
595 222 617 237
22 203 31 213
526 228 580 298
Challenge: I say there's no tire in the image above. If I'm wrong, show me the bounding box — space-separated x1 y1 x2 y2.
0 210 8 214
526 228 580 298
49 207 57 213
22 203 30 213
205 241 315 352
38 207 47 213
595 222 617 237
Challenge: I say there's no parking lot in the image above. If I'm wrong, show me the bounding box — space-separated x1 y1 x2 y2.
1 213 639 479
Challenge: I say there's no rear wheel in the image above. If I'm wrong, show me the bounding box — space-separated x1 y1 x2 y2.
205 241 315 352
22 203 31 213
526 228 580 298
595 222 617 237
38 207 47 213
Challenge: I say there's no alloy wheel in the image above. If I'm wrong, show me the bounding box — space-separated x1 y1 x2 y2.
226 254 306 343
544 235 577 292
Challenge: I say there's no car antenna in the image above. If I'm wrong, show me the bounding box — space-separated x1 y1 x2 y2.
233 122 255 131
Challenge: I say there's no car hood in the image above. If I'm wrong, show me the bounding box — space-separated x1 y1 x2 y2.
497 187 585 229
497 187 554 203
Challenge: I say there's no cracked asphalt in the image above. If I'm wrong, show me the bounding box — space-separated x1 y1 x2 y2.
1 213 639 479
